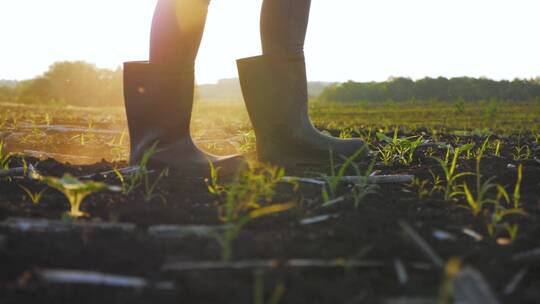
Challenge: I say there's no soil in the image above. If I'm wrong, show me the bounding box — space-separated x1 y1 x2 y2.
1 133 540 304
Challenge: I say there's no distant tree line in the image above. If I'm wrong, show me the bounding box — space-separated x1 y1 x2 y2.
2 62 539 106
319 77 540 103
0 61 336 107
0 61 123 107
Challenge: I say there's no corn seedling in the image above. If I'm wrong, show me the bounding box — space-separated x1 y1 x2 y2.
19 185 47 205
338 127 354 139
482 165 526 239
319 147 367 204
0 115 6 129
438 257 462 304
410 169 444 199
460 148 499 216
19 126 48 145
110 146 129 162
376 128 423 165
424 146 437 158
253 270 286 304
238 130 257 153
533 132 540 144
489 139 502 157
377 144 394 165
471 137 490 159
71 133 87 146
349 158 378 208
410 177 429 199
486 205 526 239
504 223 520 242
430 170 444 194
205 159 225 197
114 142 158 195
496 164 523 209
10 116 18 129
41 174 120 217
215 165 295 261
358 126 374 144
462 182 495 217
512 145 531 160
0 140 12 171
433 144 474 201
43 113 52 126
108 130 129 161
142 167 169 203
108 129 127 146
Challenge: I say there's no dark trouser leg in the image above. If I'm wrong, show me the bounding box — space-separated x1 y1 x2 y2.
150 0 209 68
260 0 312 56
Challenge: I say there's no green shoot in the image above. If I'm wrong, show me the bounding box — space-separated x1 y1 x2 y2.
514 164 523 209
115 142 159 195
460 148 499 217
349 158 378 208
438 257 462 304
376 128 423 165
433 144 474 201
206 159 224 197
512 145 531 160
504 224 520 242
410 171 442 200
19 185 47 205
142 168 169 203
215 165 295 262
472 137 490 159
462 181 495 217
490 139 502 157
320 146 367 204
253 270 286 304
513 164 522 209
41 174 120 217
44 113 52 126
358 126 374 144
238 130 257 153
219 201 294 262
338 128 354 139
533 132 540 144
484 165 526 240
376 144 394 165
487 206 527 239
0 140 12 171
496 164 523 209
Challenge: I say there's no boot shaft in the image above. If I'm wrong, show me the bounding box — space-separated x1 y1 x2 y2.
237 55 369 166
237 55 309 136
123 61 195 163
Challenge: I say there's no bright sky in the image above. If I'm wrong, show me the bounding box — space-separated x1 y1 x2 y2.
1 0 539 84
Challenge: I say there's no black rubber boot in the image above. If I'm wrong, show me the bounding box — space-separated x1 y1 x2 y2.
123 61 246 178
237 55 369 166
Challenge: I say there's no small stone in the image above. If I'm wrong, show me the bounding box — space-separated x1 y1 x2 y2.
432 230 456 241
497 238 512 246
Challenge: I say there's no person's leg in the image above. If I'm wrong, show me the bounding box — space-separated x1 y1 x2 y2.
260 0 311 56
150 0 209 68
237 0 369 166
123 0 245 178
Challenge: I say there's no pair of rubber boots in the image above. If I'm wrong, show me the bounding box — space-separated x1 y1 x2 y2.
123 55 369 178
